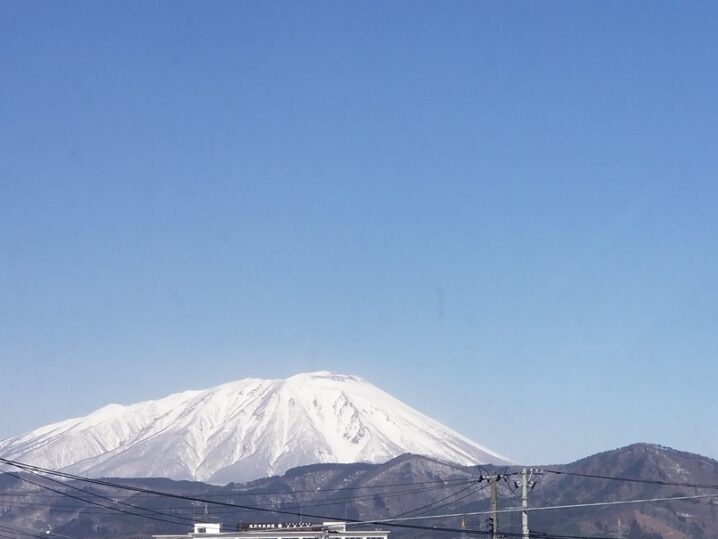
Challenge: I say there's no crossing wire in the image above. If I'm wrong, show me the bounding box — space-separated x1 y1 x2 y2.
0 475 477 498
0 459 519 538
0 473 478 516
542 468 718 490
6 458 710 539
6 464 196 524
3 471 189 528
393 481 488 519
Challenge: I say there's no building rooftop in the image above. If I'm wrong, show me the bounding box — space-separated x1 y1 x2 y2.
153 522 389 539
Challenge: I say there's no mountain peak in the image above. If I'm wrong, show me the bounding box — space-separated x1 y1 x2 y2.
286 370 362 382
0 372 511 483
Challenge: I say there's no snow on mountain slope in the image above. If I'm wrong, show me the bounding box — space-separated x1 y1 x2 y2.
0 371 512 483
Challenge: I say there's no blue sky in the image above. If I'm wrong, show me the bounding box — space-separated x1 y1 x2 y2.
1 1 717 466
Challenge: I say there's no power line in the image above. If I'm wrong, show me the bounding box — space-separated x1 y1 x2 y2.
242 476 478 494
0 472 478 497
0 479 475 518
0 459 516 538
1 480 460 506
0 467 478 517
3 471 188 528
542 468 718 490
1 458 478 522
7 464 196 524
0 502 129 514
0 524 59 539
346 491 718 525
392 481 488 519
6 458 714 539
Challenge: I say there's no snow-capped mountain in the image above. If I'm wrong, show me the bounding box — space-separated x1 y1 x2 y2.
0 371 512 483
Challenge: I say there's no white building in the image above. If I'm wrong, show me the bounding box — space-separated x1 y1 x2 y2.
154 522 389 539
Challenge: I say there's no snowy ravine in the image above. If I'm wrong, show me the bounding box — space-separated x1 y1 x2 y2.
0 371 512 483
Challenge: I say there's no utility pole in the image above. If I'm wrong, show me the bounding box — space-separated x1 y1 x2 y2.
481 474 500 539
514 469 540 539
490 476 499 539
521 469 529 539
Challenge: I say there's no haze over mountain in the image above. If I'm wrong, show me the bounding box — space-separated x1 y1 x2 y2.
0 371 511 483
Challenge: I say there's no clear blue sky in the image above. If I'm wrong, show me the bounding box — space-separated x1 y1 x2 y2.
1 1 717 466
